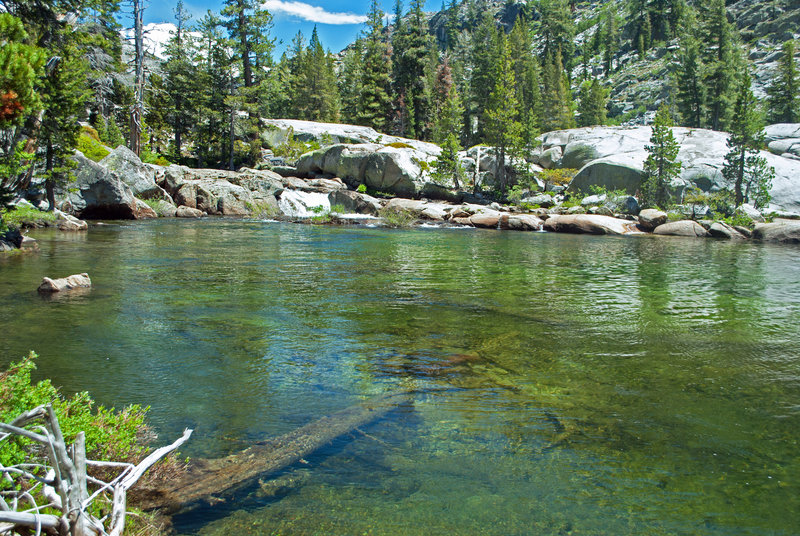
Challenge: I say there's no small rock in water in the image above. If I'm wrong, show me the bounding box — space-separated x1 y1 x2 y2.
38 273 92 293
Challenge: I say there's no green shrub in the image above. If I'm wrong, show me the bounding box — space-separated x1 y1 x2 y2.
272 130 320 161
539 168 577 187
77 132 110 162
142 198 175 217
588 185 627 198
379 206 416 228
724 211 755 229
0 353 149 467
81 125 101 142
0 205 57 228
330 204 346 214
140 146 171 166
356 184 367 194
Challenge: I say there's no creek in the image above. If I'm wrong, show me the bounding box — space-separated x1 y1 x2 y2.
1 219 798 535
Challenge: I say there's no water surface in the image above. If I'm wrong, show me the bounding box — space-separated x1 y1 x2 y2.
1 219 798 535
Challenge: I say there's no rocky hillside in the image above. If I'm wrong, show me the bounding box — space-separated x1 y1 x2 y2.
426 0 800 124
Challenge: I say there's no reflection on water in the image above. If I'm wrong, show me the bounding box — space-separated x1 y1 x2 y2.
1 220 799 535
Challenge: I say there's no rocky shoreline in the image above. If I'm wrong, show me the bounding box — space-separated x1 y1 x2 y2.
5 120 800 251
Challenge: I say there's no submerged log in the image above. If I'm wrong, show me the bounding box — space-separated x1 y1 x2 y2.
136 390 412 513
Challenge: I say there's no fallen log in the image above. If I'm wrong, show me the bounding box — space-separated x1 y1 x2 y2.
135 389 412 513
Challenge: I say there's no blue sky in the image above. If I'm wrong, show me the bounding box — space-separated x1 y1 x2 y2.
139 1 441 55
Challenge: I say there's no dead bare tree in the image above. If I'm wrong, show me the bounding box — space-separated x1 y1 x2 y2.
0 404 191 536
129 0 144 157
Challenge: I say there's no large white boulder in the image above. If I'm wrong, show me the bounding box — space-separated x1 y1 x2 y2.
544 125 800 214
296 144 441 198
262 119 441 157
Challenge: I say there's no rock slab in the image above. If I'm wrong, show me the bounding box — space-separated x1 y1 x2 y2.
38 273 92 293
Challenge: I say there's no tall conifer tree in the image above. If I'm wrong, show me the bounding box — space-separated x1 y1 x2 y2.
485 32 522 193
766 40 799 124
723 77 774 208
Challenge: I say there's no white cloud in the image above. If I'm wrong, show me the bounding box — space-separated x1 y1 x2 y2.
121 23 176 59
262 1 366 25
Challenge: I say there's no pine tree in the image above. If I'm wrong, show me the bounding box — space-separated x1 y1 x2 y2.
40 42 90 210
702 0 741 131
641 104 681 209
293 27 340 122
577 79 608 127
80 0 124 125
541 48 575 132
194 10 235 167
602 4 619 74
484 32 522 193
723 78 774 208
674 7 704 128
163 0 197 161
391 0 434 139
466 11 498 144
538 0 575 73
766 40 799 124
432 57 464 145
339 39 364 125
357 0 392 130
508 18 543 147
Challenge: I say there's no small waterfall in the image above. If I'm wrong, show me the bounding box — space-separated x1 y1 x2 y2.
278 190 331 218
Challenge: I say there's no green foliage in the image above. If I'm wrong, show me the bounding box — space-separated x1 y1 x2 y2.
485 32 522 193
140 146 171 166
290 27 340 123
577 79 608 127
356 184 367 194
723 211 755 230
330 204 346 214
674 7 704 128
0 353 149 468
142 198 174 217
103 116 125 149
77 132 111 162
539 168 577 187
0 205 56 229
641 105 681 209
723 78 775 207
378 206 417 228
354 1 392 131
0 142 34 211
766 40 799 124
685 188 735 218
0 13 46 128
701 0 742 132
386 141 414 149
588 185 627 198
272 131 319 161
245 200 278 218
541 48 575 132
432 133 464 189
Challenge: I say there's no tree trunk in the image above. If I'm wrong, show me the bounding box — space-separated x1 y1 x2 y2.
135 390 412 514
45 140 55 211
734 148 745 206
130 0 144 157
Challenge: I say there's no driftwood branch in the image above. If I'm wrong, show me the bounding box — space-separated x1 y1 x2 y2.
0 405 192 536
